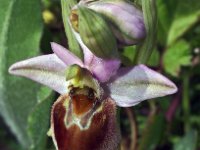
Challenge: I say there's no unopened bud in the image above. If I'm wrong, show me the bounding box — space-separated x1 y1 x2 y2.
79 0 146 46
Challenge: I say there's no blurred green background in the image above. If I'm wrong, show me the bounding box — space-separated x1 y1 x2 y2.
0 0 199 150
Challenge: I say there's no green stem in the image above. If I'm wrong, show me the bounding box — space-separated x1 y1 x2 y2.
125 108 138 150
133 45 142 65
149 100 157 116
137 0 157 64
182 72 190 132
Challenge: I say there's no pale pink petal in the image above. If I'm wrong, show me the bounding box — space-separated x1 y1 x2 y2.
9 54 70 94
51 42 84 67
107 65 177 107
89 58 121 83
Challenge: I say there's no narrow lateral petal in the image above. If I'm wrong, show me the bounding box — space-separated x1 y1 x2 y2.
9 54 70 94
51 42 84 67
71 27 121 82
107 65 177 107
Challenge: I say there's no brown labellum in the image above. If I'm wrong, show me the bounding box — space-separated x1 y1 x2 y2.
50 86 120 150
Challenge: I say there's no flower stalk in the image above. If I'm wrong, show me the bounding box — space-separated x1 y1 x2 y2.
182 71 190 132
125 108 138 150
137 0 157 64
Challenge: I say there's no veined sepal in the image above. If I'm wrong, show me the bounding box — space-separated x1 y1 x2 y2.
70 6 119 59
49 94 120 150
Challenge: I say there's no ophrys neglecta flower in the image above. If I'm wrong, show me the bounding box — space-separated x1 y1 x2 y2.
9 42 177 150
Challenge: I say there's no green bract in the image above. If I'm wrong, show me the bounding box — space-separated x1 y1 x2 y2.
76 6 118 59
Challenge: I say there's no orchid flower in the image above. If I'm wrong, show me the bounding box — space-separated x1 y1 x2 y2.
9 42 177 107
9 42 177 150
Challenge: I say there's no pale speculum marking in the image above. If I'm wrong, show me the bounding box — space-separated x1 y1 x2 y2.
65 85 101 130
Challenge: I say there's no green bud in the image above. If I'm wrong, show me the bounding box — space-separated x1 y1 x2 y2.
76 6 118 59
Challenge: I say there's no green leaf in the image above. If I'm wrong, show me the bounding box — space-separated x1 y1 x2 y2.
61 0 83 59
28 87 54 150
0 117 23 150
147 49 160 67
137 0 157 64
163 40 192 77
78 6 118 59
121 46 137 66
156 0 178 45
138 114 166 150
167 0 200 45
157 0 176 33
174 130 198 150
122 46 159 66
0 0 43 148
157 0 200 46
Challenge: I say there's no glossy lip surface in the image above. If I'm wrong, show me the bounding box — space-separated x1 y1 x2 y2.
69 86 98 116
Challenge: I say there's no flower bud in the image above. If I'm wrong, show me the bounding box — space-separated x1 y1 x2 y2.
49 92 120 150
79 0 146 46
70 6 119 59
